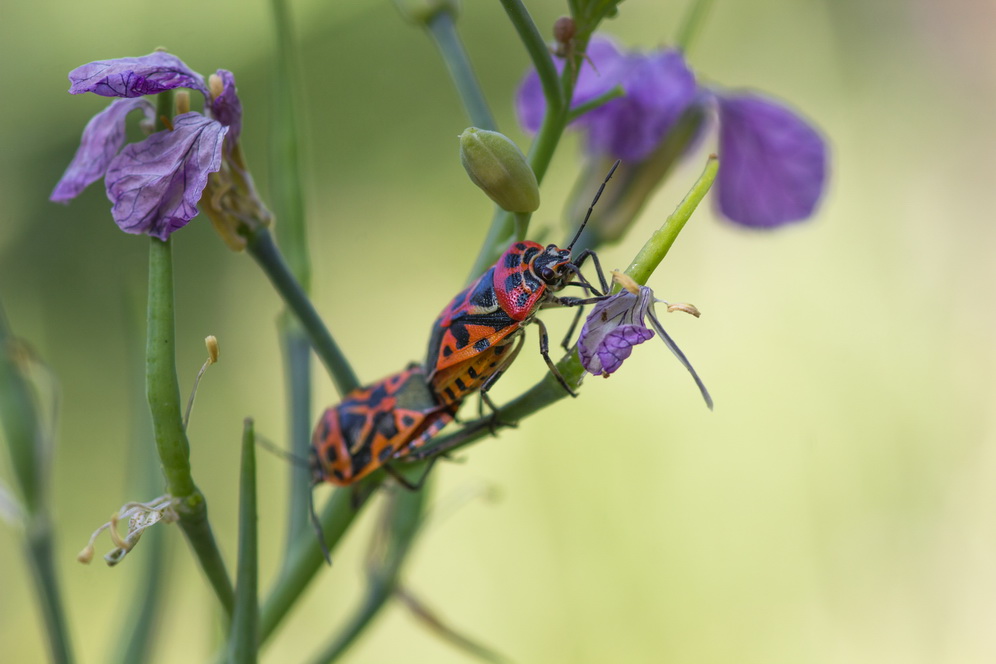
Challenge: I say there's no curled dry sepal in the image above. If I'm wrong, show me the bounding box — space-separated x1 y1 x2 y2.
77 494 178 567
51 51 269 246
516 36 828 229
578 272 713 409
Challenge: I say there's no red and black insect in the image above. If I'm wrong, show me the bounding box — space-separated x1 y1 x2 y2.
425 162 620 412
310 364 457 488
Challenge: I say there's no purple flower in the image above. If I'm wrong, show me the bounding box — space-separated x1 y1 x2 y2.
515 36 827 228
577 280 712 409
52 52 246 240
715 93 826 227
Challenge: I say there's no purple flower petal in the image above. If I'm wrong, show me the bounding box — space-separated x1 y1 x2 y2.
515 37 629 133
68 52 208 99
578 289 654 375
105 113 227 240
716 93 827 228
581 49 697 161
209 69 242 150
51 98 154 202
592 325 655 375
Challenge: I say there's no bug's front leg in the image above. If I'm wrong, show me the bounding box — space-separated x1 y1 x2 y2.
534 317 577 397
572 249 609 296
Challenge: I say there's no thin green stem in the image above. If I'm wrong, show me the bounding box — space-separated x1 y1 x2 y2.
269 0 311 291
499 0 561 113
228 419 260 664
146 237 234 616
279 326 314 560
622 155 718 286
674 0 715 54
25 521 76 664
246 228 360 396
259 477 378 642
425 10 497 130
309 489 428 664
113 294 169 664
268 0 318 567
567 85 625 123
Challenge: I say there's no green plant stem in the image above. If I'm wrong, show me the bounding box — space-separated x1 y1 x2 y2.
425 10 497 130
146 237 234 617
279 326 314 559
567 85 625 123
259 477 377 642
25 519 75 664
675 0 715 54
269 0 311 292
113 293 169 664
246 228 360 396
268 0 318 565
228 419 260 664
499 0 561 111
622 155 718 286
309 489 428 664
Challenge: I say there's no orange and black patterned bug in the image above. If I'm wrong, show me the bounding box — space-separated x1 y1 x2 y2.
310 364 457 488
424 162 620 412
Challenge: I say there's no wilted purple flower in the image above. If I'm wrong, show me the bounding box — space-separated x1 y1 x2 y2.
515 36 827 229
51 52 252 241
577 279 712 409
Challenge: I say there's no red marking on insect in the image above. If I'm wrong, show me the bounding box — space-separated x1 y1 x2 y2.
310 365 456 487
425 162 621 410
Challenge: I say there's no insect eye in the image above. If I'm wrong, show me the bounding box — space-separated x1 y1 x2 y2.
539 266 556 282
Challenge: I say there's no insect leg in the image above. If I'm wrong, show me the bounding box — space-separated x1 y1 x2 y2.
534 317 577 397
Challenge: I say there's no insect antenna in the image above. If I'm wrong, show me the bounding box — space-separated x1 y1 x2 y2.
565 159 621 252
255 434 311 469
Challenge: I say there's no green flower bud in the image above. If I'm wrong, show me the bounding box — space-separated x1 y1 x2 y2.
459 127 540 213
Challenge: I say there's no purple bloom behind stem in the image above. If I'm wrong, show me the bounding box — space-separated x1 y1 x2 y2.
716 93 827 227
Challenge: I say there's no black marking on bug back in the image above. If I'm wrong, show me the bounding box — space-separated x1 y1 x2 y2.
378 446 394 463
399 412 417 428
467 267 500 310
373 409 400 443
315 416 331 443
503 251 521 269
339 410 369 448
474 337 491 352
349 445 372 478
324 444 338 463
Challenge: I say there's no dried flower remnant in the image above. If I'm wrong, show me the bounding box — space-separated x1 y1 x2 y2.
77 495 178 566
578 273 712 408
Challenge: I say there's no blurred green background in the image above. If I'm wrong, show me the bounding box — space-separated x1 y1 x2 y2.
3 1 996 662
